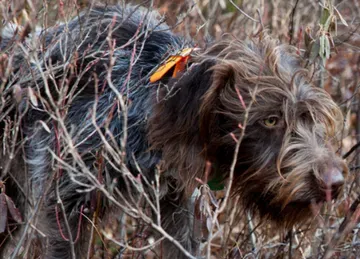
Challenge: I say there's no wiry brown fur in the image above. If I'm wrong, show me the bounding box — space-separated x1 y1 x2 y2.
149 35 347 229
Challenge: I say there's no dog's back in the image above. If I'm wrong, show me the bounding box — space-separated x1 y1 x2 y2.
0 5 188 258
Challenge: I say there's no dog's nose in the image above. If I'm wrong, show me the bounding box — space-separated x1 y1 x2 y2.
323 168 344 199
326 168 345 188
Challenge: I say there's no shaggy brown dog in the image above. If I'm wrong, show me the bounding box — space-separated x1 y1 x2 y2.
0 4 347 259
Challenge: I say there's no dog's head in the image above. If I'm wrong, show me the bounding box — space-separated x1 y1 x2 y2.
149 35 347 227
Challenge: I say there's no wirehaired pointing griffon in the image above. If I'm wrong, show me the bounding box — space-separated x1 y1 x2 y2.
0 4 347 258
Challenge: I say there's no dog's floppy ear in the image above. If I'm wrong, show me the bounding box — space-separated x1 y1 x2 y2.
148 60 219 194
148 59 245 194
199 63 237 143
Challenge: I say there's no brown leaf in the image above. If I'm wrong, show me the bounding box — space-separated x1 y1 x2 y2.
334 6 348 27
0 193 8 233
13 84 22 104
304 27 313 49
28 87 38 107
5 194 22 223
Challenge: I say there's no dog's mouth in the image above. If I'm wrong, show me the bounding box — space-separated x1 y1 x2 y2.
289 186 342 207
289 169 345 206
324 185 343 201
254 185 343 227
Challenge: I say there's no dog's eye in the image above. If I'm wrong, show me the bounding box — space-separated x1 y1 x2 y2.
263 116 278 127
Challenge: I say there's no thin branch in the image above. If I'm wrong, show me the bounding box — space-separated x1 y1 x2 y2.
229 0 260 23
343 142 360 159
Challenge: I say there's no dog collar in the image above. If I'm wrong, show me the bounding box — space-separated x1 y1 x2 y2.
207 164 225 191
150 48 197 83
207 176 225 191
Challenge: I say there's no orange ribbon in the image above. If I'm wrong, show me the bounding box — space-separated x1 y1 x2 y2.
150 48 195 83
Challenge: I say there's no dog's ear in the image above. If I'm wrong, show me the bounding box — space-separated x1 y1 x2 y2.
148 60 218 194
199 63 237 143
148 60 245 194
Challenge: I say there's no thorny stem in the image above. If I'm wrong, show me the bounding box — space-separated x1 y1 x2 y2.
103 234 165 252
54 123 76 259
229 0 260 23
343 141 360 159
322 194 360 258
206 89 255 258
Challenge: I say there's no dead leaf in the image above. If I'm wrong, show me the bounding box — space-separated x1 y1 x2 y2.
28 87 38 107
0 193 8 233
334 6 348 27
38 120 51 134
5 194 23 223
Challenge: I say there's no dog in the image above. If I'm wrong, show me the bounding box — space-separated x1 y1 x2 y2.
0 4 348 258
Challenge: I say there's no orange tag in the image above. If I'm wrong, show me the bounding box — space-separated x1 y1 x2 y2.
150 48 194 83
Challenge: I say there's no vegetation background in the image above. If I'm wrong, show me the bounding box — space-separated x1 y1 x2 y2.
1 0 360 258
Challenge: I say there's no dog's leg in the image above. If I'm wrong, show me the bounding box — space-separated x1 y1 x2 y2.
160 190 201 259
26 131 89 259
39 182 88 259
